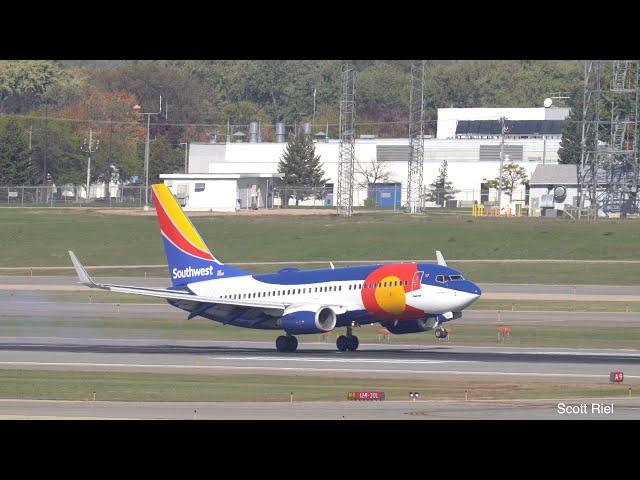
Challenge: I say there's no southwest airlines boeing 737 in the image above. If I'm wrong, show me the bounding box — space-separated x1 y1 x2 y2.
69 183 481 352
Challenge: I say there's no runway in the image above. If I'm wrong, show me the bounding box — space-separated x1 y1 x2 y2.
0 337 638 381
1 398 638 419
2 298 639 327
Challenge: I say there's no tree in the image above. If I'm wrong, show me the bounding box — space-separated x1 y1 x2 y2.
485 162 529 203
53 86 146 185
29 119 85 186
355 158 395 189
277 132 326 206
0 61 68 113
425 159 459 207
149 135 185 183
0 118 39 185
558 87 583 165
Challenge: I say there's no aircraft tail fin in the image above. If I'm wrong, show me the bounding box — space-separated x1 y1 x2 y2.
151 183 249 287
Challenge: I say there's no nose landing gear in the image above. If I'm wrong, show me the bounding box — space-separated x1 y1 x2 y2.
276 335 298 352
337 326 359 352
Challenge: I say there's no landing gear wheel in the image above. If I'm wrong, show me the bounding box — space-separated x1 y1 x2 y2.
435 327 448 339
276 335 289 352
276 335 298 352
347 335 359 351
336 335 349 352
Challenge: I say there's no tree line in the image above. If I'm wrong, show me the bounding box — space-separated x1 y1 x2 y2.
0 59 583 187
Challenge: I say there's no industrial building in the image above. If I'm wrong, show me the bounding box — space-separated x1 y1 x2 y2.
160 107 571 212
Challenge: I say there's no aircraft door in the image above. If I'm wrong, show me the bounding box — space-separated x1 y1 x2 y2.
411 271 424 297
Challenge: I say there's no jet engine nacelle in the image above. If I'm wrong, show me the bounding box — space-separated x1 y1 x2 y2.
381 312 462 334
382 317 437 334
279 305 337 334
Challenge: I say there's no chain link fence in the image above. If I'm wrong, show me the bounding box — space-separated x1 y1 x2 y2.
271 186 497 210
0 185 152 208
1 184 504 210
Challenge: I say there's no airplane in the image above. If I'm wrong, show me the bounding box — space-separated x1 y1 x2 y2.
69 183 481 353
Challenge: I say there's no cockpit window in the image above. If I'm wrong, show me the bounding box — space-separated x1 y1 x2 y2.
436 274 464 283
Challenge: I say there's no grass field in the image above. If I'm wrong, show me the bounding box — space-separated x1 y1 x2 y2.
1 209 639 264
1 209 639 284
3 314 640 348
0 369 634 402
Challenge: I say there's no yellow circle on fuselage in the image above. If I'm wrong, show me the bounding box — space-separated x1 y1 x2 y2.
374 275 406 315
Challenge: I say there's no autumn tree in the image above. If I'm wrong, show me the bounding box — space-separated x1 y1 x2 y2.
54 86 146 187
485 162 529 202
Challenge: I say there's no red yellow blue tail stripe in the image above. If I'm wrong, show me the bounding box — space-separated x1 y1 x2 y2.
152 184 215 262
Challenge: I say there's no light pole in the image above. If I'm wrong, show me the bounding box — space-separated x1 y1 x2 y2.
133 96 162 210
179 142 189 173
81 128 99 203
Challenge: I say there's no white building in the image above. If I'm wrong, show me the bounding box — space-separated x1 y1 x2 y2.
160 107 571 211
529 164 578 216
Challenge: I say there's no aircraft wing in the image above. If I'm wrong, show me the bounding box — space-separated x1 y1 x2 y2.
69 251 287 311
69 251 353 315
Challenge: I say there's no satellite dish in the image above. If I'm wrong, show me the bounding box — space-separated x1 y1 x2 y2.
553 185 567 202
544 98 553 108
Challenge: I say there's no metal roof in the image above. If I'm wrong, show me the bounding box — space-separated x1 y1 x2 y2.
530 164 577 185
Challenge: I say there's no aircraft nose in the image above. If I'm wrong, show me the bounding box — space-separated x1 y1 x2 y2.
470 281 482 297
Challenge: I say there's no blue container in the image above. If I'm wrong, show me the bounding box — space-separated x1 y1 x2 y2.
368 183 401 208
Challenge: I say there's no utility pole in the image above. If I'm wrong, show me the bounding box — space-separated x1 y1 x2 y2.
81 128 100 202
498 116 507 213
180 142 189 173
313 87 317 129
133 96 163 210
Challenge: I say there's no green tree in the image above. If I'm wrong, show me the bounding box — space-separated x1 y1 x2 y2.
485 162 529 202
426 160 459 207
0 118 38 185
149 135 185 183
277 132 326 206
558 87 583 165
0 60 68 113
29 119 85 186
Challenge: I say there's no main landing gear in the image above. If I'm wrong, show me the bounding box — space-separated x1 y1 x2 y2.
337 326 359 352
276 335 298 352
434 327 448 339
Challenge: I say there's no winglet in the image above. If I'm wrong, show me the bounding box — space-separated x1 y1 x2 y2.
329 262 335 270
435 250 447 267
68 251 97 288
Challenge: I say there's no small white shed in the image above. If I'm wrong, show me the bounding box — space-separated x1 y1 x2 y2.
159 173 283 212
529 164 578 216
